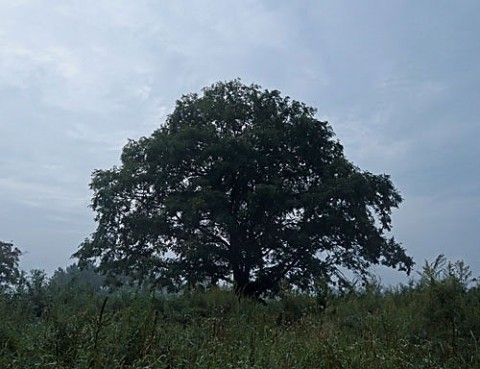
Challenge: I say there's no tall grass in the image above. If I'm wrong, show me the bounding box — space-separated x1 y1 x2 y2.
1 257 479 368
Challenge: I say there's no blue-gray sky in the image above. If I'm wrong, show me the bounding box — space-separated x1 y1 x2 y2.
1 0 479 284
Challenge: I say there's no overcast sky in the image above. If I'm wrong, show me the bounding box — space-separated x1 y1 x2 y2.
1 0 478 284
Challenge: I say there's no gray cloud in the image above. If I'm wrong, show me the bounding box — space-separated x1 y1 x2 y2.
1 1 478 284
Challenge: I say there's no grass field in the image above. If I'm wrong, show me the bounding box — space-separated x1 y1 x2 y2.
1 257 479 368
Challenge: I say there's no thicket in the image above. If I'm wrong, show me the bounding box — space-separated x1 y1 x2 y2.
1 256 479 368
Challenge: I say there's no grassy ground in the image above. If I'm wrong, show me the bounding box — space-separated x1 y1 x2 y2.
1 259 480 368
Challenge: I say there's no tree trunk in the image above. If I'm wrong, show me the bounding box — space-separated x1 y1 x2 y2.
234 275 275 300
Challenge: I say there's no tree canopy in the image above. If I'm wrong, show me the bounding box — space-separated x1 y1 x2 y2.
0 240 22 287
74 80 413 297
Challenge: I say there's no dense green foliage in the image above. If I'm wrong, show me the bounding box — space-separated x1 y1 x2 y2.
75 80 412 297
0 241 22 288
1 256 479 368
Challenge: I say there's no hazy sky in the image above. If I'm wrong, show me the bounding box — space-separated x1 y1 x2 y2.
1 1 479 284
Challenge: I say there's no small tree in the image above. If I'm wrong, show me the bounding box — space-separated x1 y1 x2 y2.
75 80 413 298
0 240 22 287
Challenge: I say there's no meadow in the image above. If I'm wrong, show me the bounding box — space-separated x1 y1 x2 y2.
1 256 479 368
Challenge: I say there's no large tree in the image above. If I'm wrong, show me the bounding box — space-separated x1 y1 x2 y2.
75 80 413 297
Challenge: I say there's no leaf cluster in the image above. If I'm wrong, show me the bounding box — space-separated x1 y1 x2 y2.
0 241 22 288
